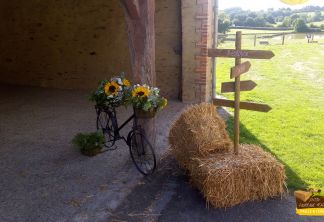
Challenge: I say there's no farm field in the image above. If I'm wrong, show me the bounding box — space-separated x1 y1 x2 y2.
216 36 324 190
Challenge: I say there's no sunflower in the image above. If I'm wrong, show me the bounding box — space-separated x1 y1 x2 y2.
122 79 130 87
104 81 120 96
132 86 150 98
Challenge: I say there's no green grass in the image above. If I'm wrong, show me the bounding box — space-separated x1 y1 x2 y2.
311 21 324 26
216 38 324 190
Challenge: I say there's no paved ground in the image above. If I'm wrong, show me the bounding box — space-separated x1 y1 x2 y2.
0 85 321 222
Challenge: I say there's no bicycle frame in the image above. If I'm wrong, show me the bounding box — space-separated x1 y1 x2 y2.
96 106 138 145
95 105 156 175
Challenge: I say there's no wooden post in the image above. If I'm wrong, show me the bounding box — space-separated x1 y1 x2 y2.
234 31 242 155
254 34 257 47
120 0 156 145
282 33 285 45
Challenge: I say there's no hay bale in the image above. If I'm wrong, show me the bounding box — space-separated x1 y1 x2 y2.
169 103 232 168
189 144 287 208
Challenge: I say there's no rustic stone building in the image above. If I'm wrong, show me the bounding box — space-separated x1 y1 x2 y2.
0 0 215 103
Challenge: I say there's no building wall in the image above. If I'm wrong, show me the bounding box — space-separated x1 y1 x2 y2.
0 0 131 90
181 0 213 103
0 0 181 99
156 0 182 99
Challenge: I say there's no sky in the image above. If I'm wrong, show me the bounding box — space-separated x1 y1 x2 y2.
219 0 324 11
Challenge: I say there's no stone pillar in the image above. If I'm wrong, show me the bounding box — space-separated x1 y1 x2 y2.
181 0 213 103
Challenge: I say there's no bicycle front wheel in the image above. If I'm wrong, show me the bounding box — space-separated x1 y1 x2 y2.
128 131 156 175
96 110 115 148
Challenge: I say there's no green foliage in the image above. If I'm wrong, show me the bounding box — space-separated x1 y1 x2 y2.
72 132 105 151
223 6 324 29
312 11 322 22
294 19 309 32
281 16 292 27
89 73 131 108
128 85 167 112
218 15 231 34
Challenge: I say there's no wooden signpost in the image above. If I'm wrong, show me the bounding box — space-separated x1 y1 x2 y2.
209 31 274 155
221 80 257 93
230 61 251 78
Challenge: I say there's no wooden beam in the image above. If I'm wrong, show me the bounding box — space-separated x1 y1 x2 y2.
213 98 272 112
120 0 156 145
221 80 257 93
208 49 275 59
230 61 251 78
233 31 242 155
120 0 140 19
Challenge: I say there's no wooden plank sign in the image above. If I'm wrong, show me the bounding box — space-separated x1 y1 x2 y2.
209 31 274 155
208 49 275 59
221 80 257 93
213 98 272 112
230 61 251 78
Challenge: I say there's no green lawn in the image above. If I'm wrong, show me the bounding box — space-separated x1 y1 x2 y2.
216 38 324 190
311 21 324 26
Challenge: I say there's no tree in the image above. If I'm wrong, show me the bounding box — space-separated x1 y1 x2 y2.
254 16 266 27
312 11 322 22
294 18 309 32
218 19 231 34
282 16 292 27
266 15 276 24
232 19 241 27
245 17 255 27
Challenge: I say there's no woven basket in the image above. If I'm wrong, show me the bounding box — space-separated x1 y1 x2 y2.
81 148 102 157
134 108 157 119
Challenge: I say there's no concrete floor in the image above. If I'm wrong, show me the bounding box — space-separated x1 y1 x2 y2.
0 85 321 222
0 84 186 222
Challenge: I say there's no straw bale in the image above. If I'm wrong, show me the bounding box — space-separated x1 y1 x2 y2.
189 144 287 208
169 103 232 168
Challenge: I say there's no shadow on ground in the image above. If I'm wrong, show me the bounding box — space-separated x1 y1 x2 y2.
109 112 319 222
109 158 321 222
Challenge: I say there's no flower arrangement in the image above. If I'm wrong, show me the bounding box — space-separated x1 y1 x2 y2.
90 73 167 117
90 73 131 108
129 84 167 113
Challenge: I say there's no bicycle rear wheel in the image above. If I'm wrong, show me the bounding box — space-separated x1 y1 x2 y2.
128 131 156 175
96 110 115 148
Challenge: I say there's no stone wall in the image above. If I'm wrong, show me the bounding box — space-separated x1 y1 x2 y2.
0 0 131 90
156 0 182 99
0 0 181 99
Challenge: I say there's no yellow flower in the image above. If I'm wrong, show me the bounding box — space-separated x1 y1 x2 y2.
132 86 150 98
161 98 168 108
104 81 120 96
122 79 130 87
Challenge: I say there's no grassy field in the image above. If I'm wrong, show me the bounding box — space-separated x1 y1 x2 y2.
216 37 324 190
311 21 324 26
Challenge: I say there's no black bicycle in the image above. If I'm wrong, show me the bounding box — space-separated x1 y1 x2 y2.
95 106 156 175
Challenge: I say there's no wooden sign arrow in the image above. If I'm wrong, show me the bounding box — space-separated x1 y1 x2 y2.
231 61 251 78
213 98 272 112
208 49 275 59
221 80 257 93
